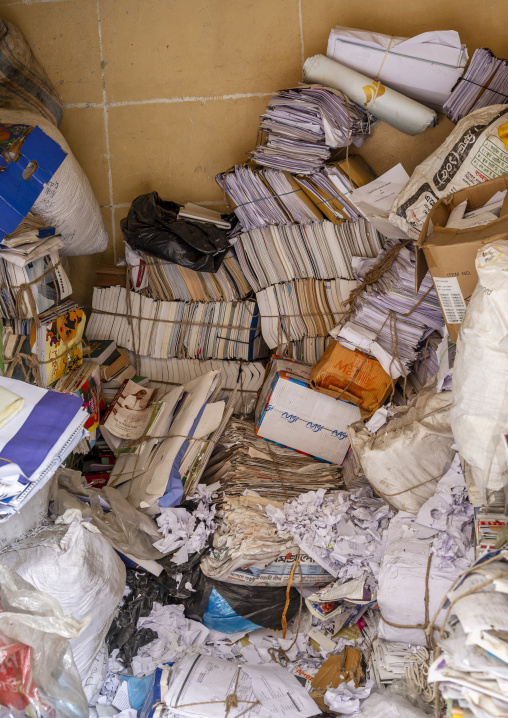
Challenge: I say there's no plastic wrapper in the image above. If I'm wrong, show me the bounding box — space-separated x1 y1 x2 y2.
121 192 231 272
0 562 88 718
358 688 430 717
52 468 165 562
310 342 392 413
0 520 126 684
106 569 183 667
185 572 300 632
303 54 437 135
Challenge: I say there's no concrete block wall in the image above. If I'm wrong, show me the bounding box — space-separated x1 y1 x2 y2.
1 0 507 304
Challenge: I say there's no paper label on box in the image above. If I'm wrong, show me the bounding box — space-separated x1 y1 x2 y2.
433 277 467 324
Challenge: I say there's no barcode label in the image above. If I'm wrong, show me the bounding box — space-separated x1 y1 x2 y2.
434 277 467 324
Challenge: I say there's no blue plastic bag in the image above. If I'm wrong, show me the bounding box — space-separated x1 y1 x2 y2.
202 587 261 633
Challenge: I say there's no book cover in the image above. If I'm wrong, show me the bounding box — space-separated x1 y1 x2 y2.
33 305 86 386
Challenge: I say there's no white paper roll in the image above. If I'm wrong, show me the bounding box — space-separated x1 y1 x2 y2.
303 54 437 136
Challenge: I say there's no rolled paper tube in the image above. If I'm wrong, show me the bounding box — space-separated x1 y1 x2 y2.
303 54 437 136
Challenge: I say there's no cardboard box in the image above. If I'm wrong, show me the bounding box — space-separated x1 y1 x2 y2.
0 124 66 241
416 174 508 340
256 358 361 465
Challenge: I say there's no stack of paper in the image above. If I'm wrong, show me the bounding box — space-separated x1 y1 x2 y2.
444 47 508 122
137 253 252 302
86 287 265 362
202 418 344 502
334 241 444 373
253 85 372 174
257 278 353 363
0 376 88 517
0 234 72 319
378 455 474 646
130 357 265 415
475 506 508 555
53 360 104 447
107 370 229 514
200 491 335 586
428 549 508 717
235 219 384 290
327 27 468 111
295 157 376 222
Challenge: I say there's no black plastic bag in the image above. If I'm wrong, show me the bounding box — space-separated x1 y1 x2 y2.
121 192 231 272
185 571 301 631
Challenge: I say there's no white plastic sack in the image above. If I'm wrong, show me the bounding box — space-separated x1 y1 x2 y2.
450 240 508 495
358 690 429 717
390 105 508 238
0 109 108 255
0 562 88 718
0 520 126 683
348 377 455 512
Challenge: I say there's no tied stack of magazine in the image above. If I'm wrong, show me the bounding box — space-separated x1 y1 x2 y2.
0 216 72 320
86 286 265 362
131 355 265 415
235 218 384 290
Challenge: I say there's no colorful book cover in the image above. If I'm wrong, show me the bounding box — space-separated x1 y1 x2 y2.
32 304 86 386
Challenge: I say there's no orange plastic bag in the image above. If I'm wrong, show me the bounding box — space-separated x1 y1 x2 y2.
310 342 392 414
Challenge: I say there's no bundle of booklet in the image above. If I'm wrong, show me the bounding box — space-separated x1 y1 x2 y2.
130 356 265 415
137 252 252 302
235 218 383 290
53 360 104 446
217 158 377 234
0 376 88 516
252 85 372 173
0 234 72 319
86 287 264 362
256 278 352 360
444 47 508 123
334 242 444 374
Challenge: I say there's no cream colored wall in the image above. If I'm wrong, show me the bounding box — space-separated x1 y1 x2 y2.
1 0 507 305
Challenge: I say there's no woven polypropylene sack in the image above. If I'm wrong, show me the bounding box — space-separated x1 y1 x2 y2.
0 109 108 255
450 240 508 496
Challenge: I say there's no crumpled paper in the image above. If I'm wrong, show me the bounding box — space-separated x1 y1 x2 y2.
324 678 374 714
131 603 209 677
265 488 393 590
153 482 220 563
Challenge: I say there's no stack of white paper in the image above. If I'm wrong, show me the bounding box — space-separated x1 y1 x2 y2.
130 355 265 415
428 549 508 717
256 278 354 364
332 241 444 373
444 47 508 122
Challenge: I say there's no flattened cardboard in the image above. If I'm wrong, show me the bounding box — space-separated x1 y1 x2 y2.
416 174 508 340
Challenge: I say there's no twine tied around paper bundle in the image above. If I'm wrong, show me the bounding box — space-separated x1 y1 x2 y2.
2 335 89 388
424 552 508 718
0 260 65 327
172 667 261 718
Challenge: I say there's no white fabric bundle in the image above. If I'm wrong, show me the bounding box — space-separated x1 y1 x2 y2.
0 109 108 255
